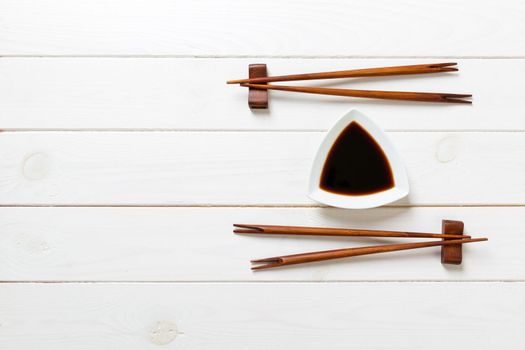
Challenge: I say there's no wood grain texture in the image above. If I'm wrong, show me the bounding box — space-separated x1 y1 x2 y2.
0 131 523 205
0 58 522 130
250 238 486 271
0 283 523 350
0 207 518 281
1 0 525 56
248 64 268 109
1 0 523 347
233 224 471 239
441 220 464 264
228 63 460 84
240 83 472 104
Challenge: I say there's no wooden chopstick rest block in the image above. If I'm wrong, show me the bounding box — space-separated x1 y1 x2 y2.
248 64 268 109
441 220 464 264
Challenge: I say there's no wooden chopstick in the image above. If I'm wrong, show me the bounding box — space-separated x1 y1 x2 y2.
239 84 472 104
227 62 458 84
251 238 488 270
234 224 471 239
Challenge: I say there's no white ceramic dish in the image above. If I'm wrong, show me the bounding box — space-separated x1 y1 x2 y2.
308 110 409 209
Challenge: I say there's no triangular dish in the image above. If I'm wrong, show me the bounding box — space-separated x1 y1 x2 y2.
308 110 409 209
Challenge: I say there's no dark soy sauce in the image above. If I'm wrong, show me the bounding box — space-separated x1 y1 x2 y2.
320 121 394 195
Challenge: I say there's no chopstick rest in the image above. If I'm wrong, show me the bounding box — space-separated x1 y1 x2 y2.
441 219 465 264
234 220 487 270
248 64 269 109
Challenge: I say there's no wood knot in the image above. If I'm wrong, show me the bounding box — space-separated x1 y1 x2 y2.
435 136 460 163
150 321 179 345
15 233 51 256
22 153 51 180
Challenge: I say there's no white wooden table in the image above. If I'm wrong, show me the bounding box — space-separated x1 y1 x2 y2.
1 1 524 349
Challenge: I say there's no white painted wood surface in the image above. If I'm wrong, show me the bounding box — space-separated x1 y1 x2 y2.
1 0 525 56
1 0 525 349
0 131 523 205
0 207 519 281
0 58 522 131
0 283 523 349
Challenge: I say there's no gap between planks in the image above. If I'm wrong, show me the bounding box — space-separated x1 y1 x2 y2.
0 280 523 284
2 129 525 133
2 204 525 208
3 55 525 59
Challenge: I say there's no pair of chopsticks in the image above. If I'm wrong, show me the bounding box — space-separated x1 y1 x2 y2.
233 224 487 270
227 63 472 104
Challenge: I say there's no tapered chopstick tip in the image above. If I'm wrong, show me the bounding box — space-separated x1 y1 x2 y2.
250 257 283 271
233 224 264 234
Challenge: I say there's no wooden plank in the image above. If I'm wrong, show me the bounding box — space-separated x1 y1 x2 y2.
1 1 525 56
0 207 516 281
0 282 523 349
0 58 521 131
0 131 523 205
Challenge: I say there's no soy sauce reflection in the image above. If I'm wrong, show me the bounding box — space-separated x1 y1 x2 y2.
320 122 394 195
